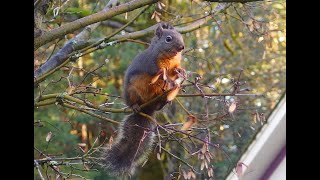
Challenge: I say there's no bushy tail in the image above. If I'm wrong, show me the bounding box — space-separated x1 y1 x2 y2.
101 113 155 176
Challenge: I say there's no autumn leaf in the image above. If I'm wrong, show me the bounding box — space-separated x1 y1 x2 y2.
256 112 261 122
151 11 156 19
201 143 207 154
109 136 113 144
187 170 192 179
67 85 75 94
200 161 205 170
157 2 165 9
150 68 166 84
208 167 214 177
205 153 211 163
181 115 197 131
151 10 162 22
258 36 264 43
157 2 163 9
160 2 165 7
204 160 208 169
155 14 161 22
253 20 261 29
167 86 180 101
245 19 254 32
182 169 188 180
78 143 86 147
46 131 52 142
236 163 243 179
189 170 196 179
107 136 114 149
236 162 248 180
228 102 237 113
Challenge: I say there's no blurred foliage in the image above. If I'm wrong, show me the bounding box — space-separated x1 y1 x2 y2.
34 0 285 179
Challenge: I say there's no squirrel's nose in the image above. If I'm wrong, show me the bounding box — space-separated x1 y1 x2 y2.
178 45 184 51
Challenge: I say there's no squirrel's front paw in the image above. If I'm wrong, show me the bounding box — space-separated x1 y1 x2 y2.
174 68 187 79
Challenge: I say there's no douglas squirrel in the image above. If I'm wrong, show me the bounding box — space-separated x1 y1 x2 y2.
101 22 186 176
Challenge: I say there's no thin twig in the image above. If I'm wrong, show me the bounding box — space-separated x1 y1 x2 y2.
175 98 192 116
34 160 45 180
177 93 264 97
73 5 151 58
34 0 42 8
161 147 199 174
61 102 120 124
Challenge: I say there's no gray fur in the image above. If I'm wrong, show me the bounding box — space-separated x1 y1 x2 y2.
123 23 184 107
101 113 155 176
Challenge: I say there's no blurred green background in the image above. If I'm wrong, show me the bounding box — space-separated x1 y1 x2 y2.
34 0 286 179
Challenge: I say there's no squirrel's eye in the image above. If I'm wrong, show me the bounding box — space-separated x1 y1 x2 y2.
165 35 173 43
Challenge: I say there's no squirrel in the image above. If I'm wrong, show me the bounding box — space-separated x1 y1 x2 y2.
101 22 186 176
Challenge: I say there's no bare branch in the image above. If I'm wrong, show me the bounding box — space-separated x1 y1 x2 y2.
108 2 232 42
177 93 264 97
34 0 159 49
61 102 120 125
34 0 117 84
161 147 198 174
34 160 45 180
203 0 263 2
34 0 41 8
34 4 150 85
102 20 135 32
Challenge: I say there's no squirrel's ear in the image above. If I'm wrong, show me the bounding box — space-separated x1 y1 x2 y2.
155 24 164 38
161 22 174 30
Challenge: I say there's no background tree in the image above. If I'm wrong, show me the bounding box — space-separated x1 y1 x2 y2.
34 0 286 179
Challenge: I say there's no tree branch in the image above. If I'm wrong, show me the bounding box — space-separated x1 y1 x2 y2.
177 93 264 97
61 102 120 125
34 3 232 85
161 147 198 173
202 0 263 2
34 0 117 85
34 160 45 180
34 0 41 8
34 0 158 49
34 4 150 85
34 3 231 85
108 2 232 42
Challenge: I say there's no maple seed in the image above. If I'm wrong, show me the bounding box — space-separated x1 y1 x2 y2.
46 131 52 142
181 115 197 131
228 102 237 113
182 169 188 179
150 68 166 84
107 136 114 149
167 86 180 101
201 161 205 170
78 143 86 147
236 162 248 179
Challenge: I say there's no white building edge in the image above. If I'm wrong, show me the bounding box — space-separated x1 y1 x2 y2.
226 95 286 180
